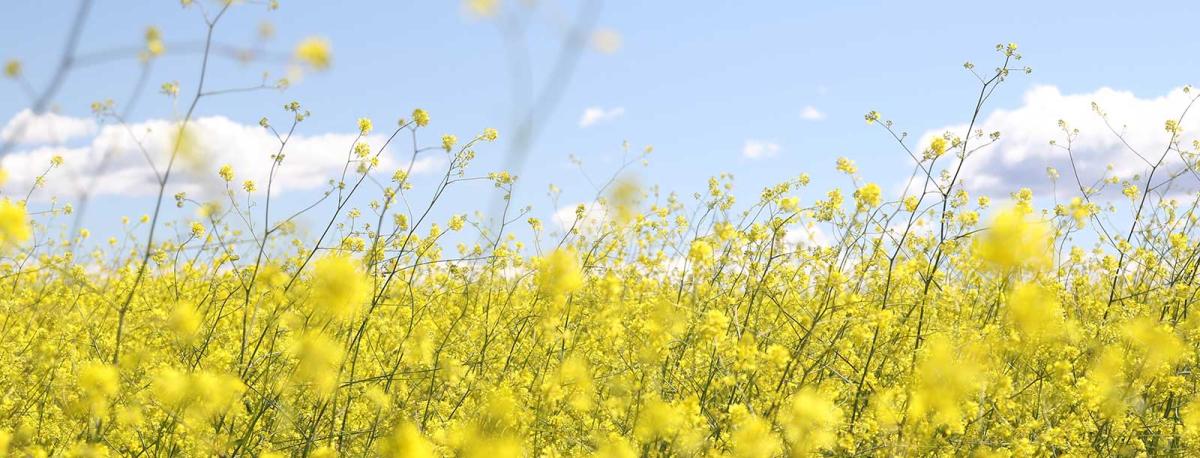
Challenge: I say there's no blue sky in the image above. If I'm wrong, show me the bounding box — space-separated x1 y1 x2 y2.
2 1 1198 241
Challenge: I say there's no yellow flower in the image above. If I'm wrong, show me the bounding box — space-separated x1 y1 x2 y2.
354 142 371 158
1166 119 1182 134
909 335 986 431
779 196 799 212
928 136 947 159
310 254 370 322
290 331 344 396
463 0 500 18
1046 166 1060 180
412 108 430 127
218 164 234 182
854 183 882 209
358 117 373 135
67 443 111 457
974 205 1051 271
537 249 583 298
1123 317 1187 376
294 37 332 70
1006 282 1066 344
1122 183 1139 200
168 303 202 340
0 200 32 246
448 214 465 231
152 368 245 419
442 134 457 152
688 239 714 266
715 221 737 241
188 372 246 417
730 413 782 458
77 362 120 416
482 127 499 141
1066 197 1091 228
835 157 857 175
189 221 206 238
1085 346 1128 418
160 81 179 97
781 387 843 456
591 28 623 54
1183 400 1200 436
607 176 641 224
2 59 20 78
378 422 436 458
593 434 638 458
144 26 165 57
79 363 120 398
633 396 682 443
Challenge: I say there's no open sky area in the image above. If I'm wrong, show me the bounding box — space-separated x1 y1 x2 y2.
3 1 1199 240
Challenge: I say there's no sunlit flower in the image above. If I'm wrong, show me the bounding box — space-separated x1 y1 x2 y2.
294 37 332 70
412 108 430 127
0 200 32 246
974 205 1051 271
835 157 857 175
310 254 370 322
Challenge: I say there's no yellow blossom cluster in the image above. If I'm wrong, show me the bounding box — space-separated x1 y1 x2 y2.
3 123 1198 455
2 22 1198 457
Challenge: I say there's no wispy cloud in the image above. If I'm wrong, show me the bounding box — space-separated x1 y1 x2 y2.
917 85 1200 197
0 114 442 200
783 222 829 247
800 105 826 121
552 201 607 233
2 109 97 145
578 106 625 127
741 139 780 160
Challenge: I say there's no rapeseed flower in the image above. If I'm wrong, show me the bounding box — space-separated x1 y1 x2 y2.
310 254 370 322
294 37 332 70
975 205 1051 271
0 199 31 246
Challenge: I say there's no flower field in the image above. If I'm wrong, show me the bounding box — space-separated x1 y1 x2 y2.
5 3 1200 458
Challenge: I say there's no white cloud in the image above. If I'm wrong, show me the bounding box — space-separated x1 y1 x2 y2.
742 139 780 160
783 223 829 248
552 201 606 233
919 85 1200 197
578 106 625 127
885 217 936 240
2 109 97 145
800 105 826 121
0 115 442 200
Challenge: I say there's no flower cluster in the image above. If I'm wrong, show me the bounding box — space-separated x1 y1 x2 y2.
1 18 1195 457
